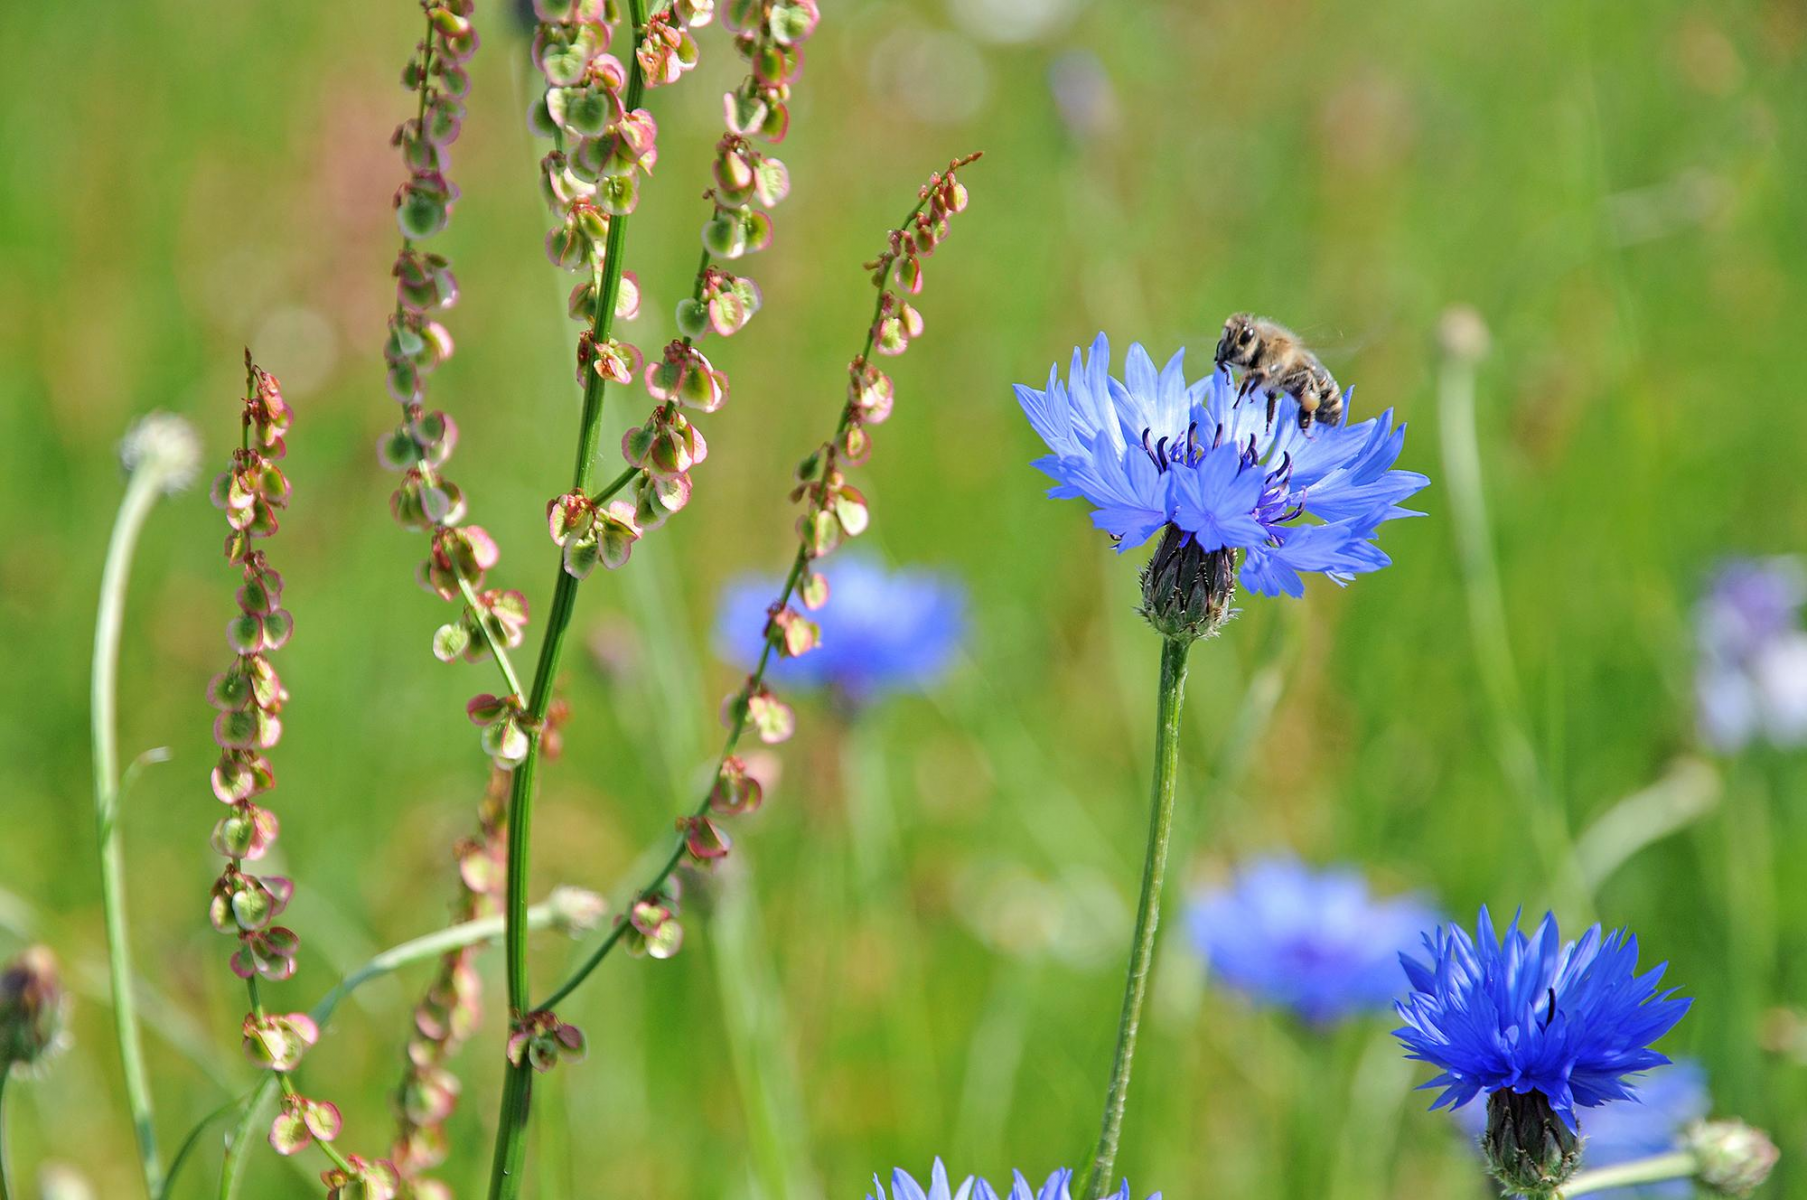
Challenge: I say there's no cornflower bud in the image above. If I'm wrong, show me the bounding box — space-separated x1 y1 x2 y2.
0 946 69 1074
1686 1119 1780 1197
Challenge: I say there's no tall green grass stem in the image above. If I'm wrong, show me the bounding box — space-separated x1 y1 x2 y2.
93 454 178 1199
1436 349 1590 918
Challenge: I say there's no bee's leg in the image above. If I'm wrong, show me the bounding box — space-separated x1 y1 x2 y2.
1265 388 1281 430
1236 366 1270 403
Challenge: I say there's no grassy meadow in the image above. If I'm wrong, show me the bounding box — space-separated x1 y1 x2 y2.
0 0 1804 1195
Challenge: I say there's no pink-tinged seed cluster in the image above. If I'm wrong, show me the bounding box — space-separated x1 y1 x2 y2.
504 1009 587 1073
689 157 977 874
206 359 300 986
573 159 977 973
386 765 500 1190
529 0 666 581
544 0 820 575
628 0 819 535
530 0 659 341
380 1 527 683
323 1156 403 1200
207 358 349 1161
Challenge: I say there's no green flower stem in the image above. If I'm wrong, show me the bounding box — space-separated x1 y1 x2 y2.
93 452 177 1200
1083 636 1190 1200
488 5 652 1196
1558 1150 1698 1197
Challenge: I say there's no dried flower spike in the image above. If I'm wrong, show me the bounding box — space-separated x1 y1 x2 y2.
206 360 305 988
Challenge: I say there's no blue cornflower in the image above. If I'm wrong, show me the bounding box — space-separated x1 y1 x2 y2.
1456 1060 1710 1199
1187 856 1440 1024
868 1163 1158 1200
1393 908 1692 1134
715 555 964 702
1014 334 1428 598
1696 556 1807 752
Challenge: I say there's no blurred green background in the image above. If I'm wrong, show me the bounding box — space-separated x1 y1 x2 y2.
1 0 1805 1195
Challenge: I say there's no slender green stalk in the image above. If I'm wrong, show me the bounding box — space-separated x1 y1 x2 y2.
1083 637 1190 1199
158 1094 243 1200
217 1081 266 1200
1558 1150 1697 1197
843 723 942 1138
94 429 195 1199
0 1068 13 1200
488 8 653 1194
1436 345 1589 918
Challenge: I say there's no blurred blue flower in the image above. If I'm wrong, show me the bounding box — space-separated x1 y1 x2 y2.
714 555 964 702
1394 908 1692 1133
869 1164 1158 1200
1696 556 1807 752
1013 334 1427 597
1186 856 1439 1024
1455 1060 1711 1199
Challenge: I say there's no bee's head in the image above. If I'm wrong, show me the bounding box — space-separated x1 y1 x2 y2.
1215 313 1259 369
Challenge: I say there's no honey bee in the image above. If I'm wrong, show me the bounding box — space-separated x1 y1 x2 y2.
1213 313 1345 433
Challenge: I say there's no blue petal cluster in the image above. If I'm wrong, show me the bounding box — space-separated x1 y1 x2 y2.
1014 334 1428 596
1456 1060 1710 1199
715 555 965 702
869 1162 1157 1200
1394 908 1692 1132
1187 856 1439 1024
